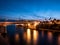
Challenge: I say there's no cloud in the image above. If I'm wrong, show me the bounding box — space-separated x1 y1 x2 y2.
32 10 60 19
18 10 60 20
0 10 60 20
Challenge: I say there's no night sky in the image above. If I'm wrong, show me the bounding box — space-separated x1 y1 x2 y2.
0 0 60 20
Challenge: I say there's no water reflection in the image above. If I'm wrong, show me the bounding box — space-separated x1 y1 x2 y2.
23 32 26 41
6 25 60 45
42 31 44 38
33 30 38 45
27 29 31 44
47 32 53 43
15 33 19 42
58 35 60 45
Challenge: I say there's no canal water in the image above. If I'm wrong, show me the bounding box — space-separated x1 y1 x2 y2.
6 25 60 45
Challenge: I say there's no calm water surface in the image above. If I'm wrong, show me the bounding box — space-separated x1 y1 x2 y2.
6 25 60 45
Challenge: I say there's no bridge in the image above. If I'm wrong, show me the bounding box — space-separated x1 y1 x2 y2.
0 22 28 26
0 21 60 35
0 21 40 34
0 21 40 29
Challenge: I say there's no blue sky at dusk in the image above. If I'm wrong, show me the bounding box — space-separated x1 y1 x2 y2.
0 0 60 20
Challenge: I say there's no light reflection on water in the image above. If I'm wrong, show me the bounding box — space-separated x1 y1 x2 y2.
33 30 38 45
4 24 60 45
47 32 53 42
13 28 60 45
42 31 44 38
26 29 38 45
15 33 19 42
23 32 26 41
26 29 31 44
58 35 60 45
